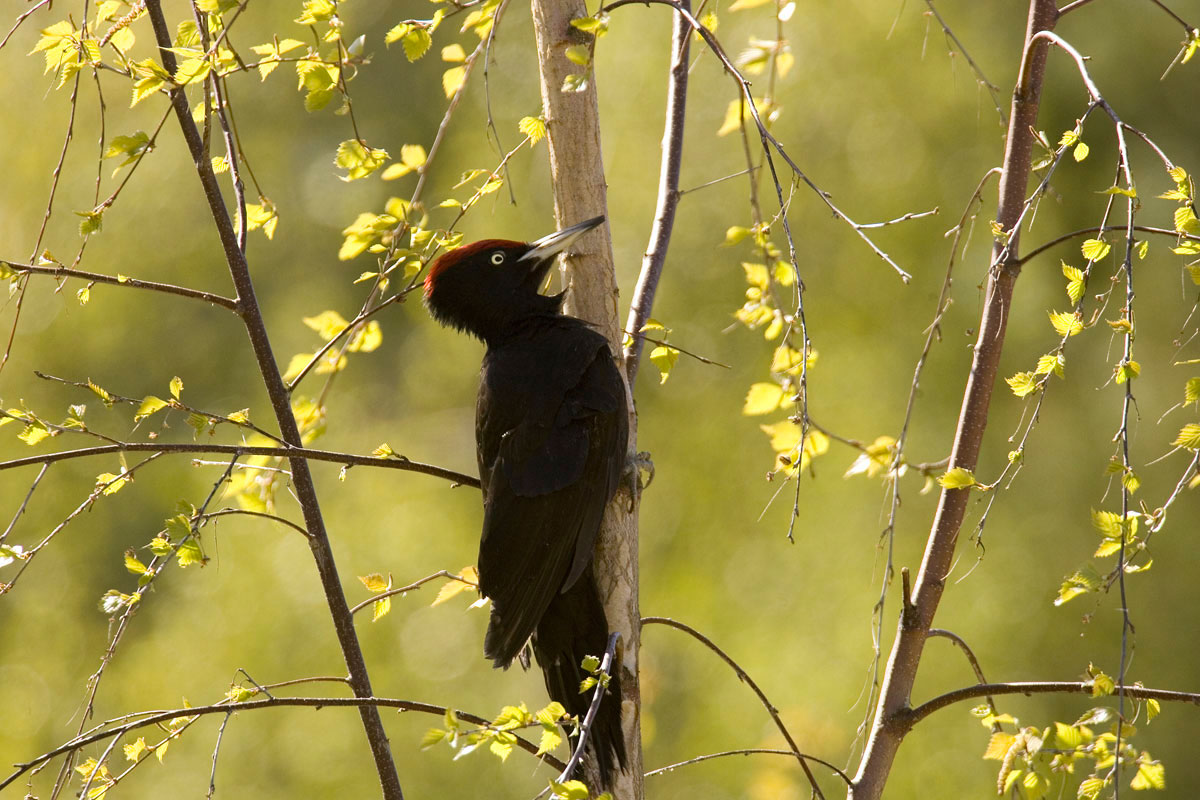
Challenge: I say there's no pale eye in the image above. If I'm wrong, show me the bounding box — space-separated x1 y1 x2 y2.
489 251 505 265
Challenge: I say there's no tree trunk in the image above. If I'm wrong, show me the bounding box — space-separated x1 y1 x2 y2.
530 3 644 798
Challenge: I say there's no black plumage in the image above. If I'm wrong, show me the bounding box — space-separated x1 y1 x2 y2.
424 216 627 790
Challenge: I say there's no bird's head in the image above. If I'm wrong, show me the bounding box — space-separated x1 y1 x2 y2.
424 215 605 342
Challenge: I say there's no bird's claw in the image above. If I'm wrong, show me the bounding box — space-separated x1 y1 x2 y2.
622 451 654 512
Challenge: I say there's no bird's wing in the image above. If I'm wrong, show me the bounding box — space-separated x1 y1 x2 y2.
475 324 627 665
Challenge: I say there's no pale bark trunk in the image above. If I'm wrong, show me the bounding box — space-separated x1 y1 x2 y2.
530 3 644 798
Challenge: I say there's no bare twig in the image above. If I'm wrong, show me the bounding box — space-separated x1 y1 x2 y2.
0 260 238 308
645 748 851 784
0 442 480 488
642 616 827 798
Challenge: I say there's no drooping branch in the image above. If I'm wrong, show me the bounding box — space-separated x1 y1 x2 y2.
142 3 402 796
641 616 827 798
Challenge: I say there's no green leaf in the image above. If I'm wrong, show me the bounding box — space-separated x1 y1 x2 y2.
518 116 546 145
246 199 279 239
1114 360 1140 384
1184 377 1200 405
420 728 445 749
123 550 148 575
1172 423 1200 449
359 573 389 593
938 467 976 490
1100 185 1137 198
1089 665 1115 696
401 28 432 62
169 376 183 399
335 140 388 181
1130 760 1165 791
442 66 466 98
75 209 103 236
1062 262 1085 304
176 539 205 567
1175 206 1200 235
1049 310 1083 337
1006 371 1039 397
565 45 590 66
1078 776 1106 799
1035 353 1065 378
548 780 591 800
1073 141 1090 162
743 383 785 415
1055 563 1101 606
135 396 169 421
1081 238 1111 262
89 380 115 407
569 14 610 36
648 345 679 384
371 596 391 622
296 0 336 25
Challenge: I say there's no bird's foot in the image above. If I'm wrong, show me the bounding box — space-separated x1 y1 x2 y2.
622 451 654 511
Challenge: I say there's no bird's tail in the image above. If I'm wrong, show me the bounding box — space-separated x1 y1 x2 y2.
531 566 627 793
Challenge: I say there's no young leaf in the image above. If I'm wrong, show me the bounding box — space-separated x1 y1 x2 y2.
743 383 785 415
938 467 976 490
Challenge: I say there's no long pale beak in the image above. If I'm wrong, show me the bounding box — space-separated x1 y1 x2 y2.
518 215 605 264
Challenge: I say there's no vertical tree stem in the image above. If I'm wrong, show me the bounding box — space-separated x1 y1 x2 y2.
849 2 1059 798
622 0 690 385
143 4 403 798
530 2 644 797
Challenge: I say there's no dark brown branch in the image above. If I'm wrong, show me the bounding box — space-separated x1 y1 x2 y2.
0 443 480 488
622 0 690 385
1016 225 1196 265
143 4 402 795
907 681 1200 727
0 695 566 792
642 616 827 799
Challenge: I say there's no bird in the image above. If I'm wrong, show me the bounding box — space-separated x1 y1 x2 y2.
423 215 628 791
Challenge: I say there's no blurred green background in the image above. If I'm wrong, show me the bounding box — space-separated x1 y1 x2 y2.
2 1 1199 798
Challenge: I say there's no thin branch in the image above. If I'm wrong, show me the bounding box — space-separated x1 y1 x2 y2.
907 681 1200 727
622 0 690 384
603 0 912 283
0 0 52 51
641 616 827 799
555 632 621 785
0 443 480 487
144 4 402 793
349 570 478 616
1017 224 1197 265
1 695 566 791
645 748 851 785
921 0 1006 123
200 508 310 538
1 462 50 541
